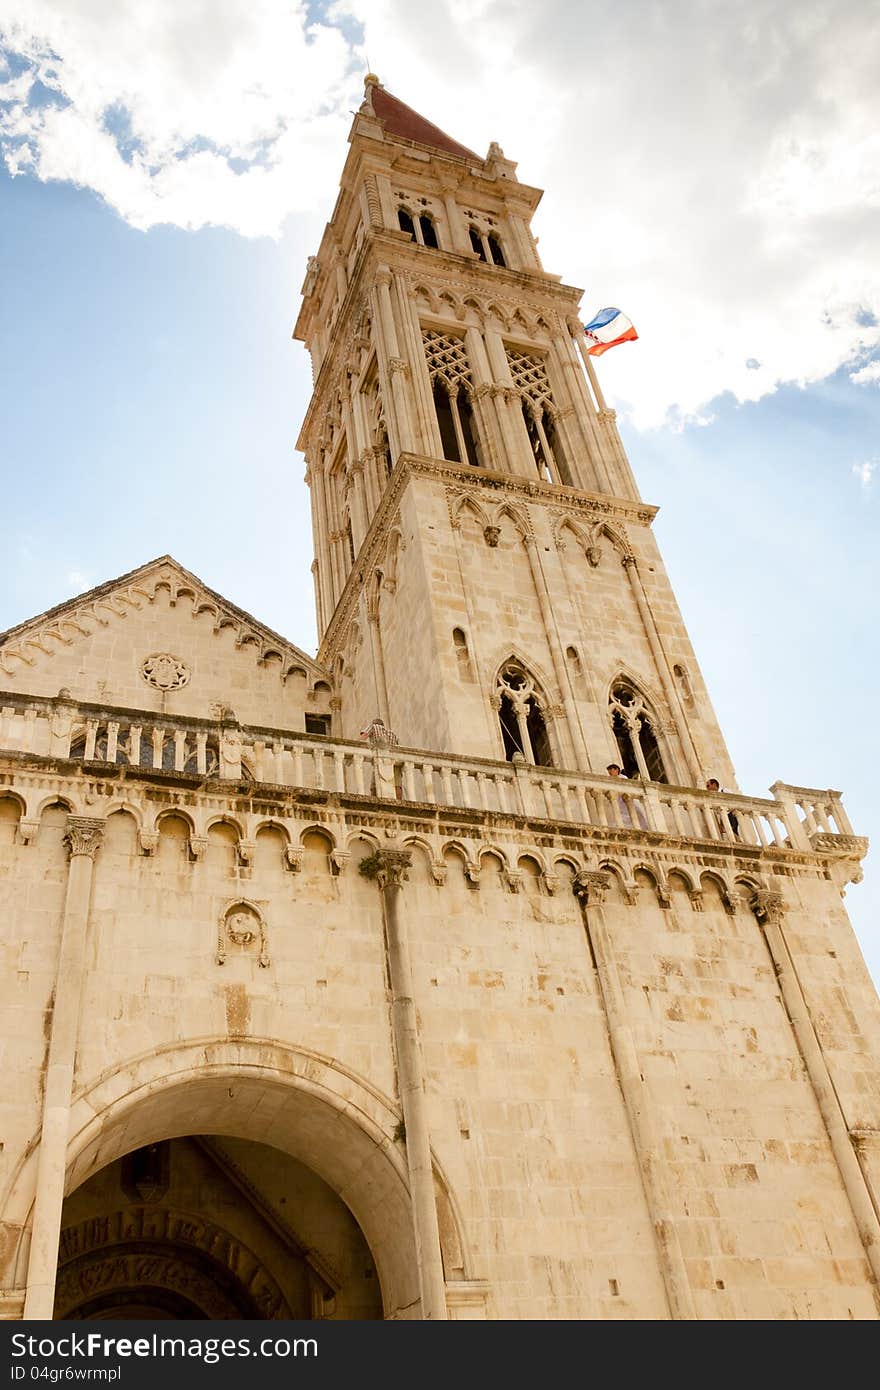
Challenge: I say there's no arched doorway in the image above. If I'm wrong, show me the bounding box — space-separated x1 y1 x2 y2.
7 1041 468 1320
54 1135 382 1320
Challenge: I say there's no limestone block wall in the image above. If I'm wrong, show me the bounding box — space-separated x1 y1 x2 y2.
358 467 735 781
2 768 879 1319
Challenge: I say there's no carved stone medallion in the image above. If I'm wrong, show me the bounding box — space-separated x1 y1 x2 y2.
140 653 191 691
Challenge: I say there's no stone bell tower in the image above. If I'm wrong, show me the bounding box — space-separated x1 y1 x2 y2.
295 74 732 790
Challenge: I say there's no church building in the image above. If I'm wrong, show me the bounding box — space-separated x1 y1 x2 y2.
1 76 878 1320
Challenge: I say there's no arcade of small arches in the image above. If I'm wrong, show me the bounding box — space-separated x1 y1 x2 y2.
0 793 766 914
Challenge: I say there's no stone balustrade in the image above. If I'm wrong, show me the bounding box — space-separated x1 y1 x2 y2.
0 692 860 854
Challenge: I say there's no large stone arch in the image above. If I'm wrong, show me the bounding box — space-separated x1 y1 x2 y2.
3 1040 473 1320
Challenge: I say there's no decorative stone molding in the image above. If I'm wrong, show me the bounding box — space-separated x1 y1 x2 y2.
751 889 786 924
369 847 412 889
483 525 501 547
64 817 105 859
542 873 560 896
284 846 304 873
189 836 208 863
17 818 40 846
330 849 351 876
217 900 269 967
237 840 256 867
572 870 611 906
140 653 191 692
502 868 522 894
430 860 448 885
138 829 159 857
586 545 602 568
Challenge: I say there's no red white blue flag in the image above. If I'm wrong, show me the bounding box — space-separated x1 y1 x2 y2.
582 307 638 356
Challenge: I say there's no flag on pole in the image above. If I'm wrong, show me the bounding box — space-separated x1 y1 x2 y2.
582 307 638 356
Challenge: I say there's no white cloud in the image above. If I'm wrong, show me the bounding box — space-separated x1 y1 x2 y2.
66 570 90 592
2 0 880 425
851 360 880 386
852 459 877 489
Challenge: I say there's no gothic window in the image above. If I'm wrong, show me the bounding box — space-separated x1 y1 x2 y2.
495 662 554 767
422 330 484 467
468 223 505 266
469 226 487 261
506 348 571 485
419 214 438 248
487 232 506 267
398 206 440 249
608 681 668 783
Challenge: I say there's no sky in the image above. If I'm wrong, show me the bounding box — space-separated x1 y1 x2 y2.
0 1 878 985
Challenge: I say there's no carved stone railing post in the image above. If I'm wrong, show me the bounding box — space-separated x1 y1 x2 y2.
24 816 105 1320
751 889 880 1283
364 847 447 1320
572 870 696 1319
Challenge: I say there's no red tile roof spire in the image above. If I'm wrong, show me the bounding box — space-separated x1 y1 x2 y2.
364 75 478 162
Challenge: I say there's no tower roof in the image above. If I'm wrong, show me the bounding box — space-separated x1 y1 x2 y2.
365 77 478 161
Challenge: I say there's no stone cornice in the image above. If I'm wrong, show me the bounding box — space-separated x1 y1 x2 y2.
318 453 658 663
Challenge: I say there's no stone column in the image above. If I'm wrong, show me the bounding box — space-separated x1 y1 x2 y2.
572 870 696 1319
751 890 880 1283
24 816 105 1320
367 848 447 1319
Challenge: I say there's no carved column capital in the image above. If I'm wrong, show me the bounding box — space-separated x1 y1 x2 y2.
751 889 787 924
572 870 612 906
64 817 105 860
138 829 159 857
374 848 413 889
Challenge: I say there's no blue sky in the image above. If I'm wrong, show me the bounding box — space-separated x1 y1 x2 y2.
1 1 878 987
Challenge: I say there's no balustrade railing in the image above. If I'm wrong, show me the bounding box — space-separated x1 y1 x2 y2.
0 694 858 854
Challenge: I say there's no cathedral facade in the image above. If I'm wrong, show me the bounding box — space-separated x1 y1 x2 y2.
1 77 879 1320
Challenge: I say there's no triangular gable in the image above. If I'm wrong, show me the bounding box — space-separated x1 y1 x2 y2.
0 557 332 726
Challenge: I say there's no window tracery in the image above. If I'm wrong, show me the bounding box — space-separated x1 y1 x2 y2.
609 681 667 782
495 662 553 767
422 330 482 467
505 348 571 485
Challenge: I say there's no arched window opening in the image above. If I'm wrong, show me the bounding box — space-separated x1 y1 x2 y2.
469 226 487 261
453 627 474 681
419 214 438 248
433 380 461 462
544 412 571 486
609 682 668 783
423 330 485 468
526 700 553 767
522 404 551 481
638 718 666 783
487 232 506 267
496 662 554 767
498 691 524 759
398 208 415 237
